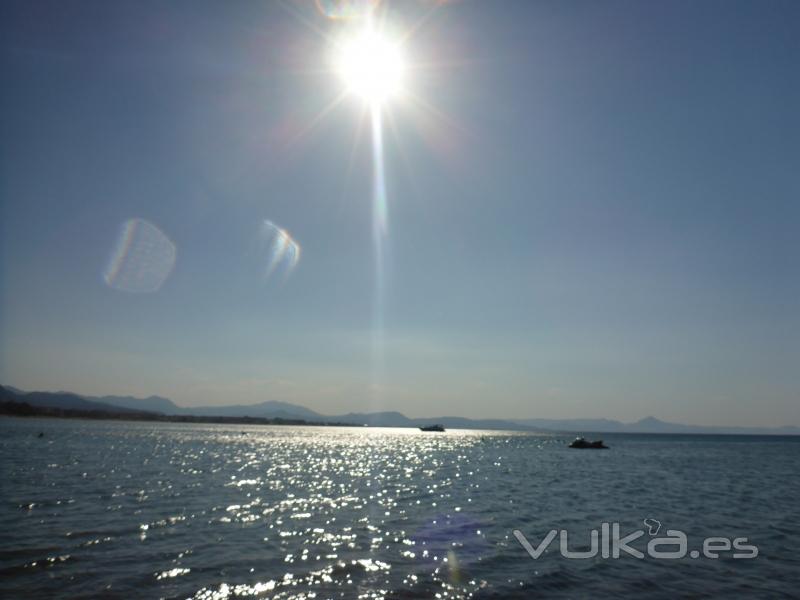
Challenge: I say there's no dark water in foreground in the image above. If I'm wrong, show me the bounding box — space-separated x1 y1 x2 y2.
1 418 799 599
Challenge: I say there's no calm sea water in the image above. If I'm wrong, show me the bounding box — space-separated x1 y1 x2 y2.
1 417 799 599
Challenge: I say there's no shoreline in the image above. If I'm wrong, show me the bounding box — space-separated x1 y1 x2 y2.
0 399 350 428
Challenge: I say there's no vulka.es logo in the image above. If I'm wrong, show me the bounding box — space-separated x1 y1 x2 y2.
514 520 758 560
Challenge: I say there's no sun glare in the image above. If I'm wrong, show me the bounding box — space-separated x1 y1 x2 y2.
335 30 405 105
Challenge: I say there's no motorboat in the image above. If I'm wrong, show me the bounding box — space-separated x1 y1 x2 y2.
569 437 608 449
419 424 445 432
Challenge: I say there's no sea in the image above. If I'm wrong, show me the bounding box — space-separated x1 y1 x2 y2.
1 417 799 599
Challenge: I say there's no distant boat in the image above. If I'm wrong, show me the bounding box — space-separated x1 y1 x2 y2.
419 424 445 432
569 437 608 449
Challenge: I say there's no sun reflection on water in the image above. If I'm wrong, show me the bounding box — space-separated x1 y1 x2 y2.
4 422 551 598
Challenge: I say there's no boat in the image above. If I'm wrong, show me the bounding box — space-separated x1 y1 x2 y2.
568 437 608 449
419 424 445 432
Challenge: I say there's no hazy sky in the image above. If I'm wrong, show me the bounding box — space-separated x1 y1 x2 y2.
2 0 798 426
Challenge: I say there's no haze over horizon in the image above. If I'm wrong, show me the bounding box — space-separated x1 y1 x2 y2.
2 1 798 428
2 381 798 431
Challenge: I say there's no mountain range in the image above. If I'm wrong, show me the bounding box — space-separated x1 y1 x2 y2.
2 384 798 435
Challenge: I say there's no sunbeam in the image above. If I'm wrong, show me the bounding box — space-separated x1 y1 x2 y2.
327 13 412 410
275 3 462 412
370 105 388 401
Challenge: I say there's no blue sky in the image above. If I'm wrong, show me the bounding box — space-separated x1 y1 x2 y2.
1 0 798 426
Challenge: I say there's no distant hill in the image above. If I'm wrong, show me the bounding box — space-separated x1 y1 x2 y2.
2 385 798 435
88 394 324 421
512 417 633 432
329 411 413 427
511 415 800 436
96 394 181 414
0 386 152 415
2 385 26 395
188 400 324 421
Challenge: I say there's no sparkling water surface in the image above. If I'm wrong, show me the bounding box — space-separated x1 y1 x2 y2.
1 418 799 599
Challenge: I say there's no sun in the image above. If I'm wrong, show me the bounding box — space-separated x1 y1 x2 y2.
335 29 406 106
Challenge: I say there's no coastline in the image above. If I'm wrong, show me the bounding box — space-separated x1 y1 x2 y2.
0 400 348 428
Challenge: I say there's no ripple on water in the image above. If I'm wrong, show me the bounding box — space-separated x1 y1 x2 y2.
1 421 799 599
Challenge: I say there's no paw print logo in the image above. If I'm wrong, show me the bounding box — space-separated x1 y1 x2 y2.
643 518 662 536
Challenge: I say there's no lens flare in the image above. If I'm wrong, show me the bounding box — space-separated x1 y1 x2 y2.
315 0 379 20
261 220 301 280
104 218 176 293
412 512 488 568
